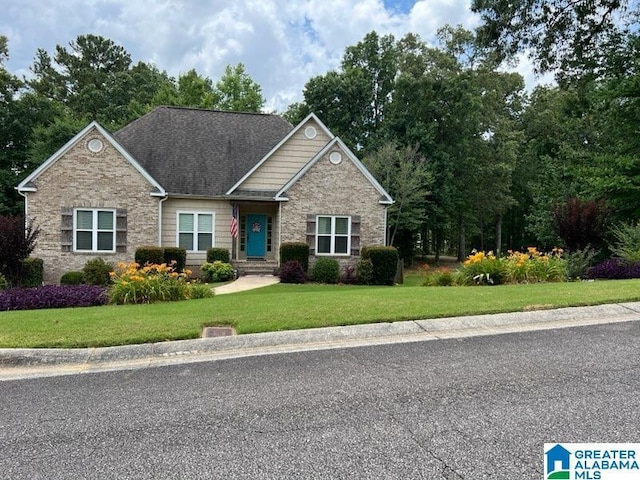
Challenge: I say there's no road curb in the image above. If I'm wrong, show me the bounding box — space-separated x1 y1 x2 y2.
2 302 640 372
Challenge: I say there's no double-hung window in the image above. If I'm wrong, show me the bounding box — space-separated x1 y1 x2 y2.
178 212 214 251
74 209 116 252
316 215 350 255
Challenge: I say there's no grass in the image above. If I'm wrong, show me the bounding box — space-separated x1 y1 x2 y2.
2 278 640 348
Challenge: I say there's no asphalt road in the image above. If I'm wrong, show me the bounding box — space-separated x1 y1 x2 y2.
1 321 638 479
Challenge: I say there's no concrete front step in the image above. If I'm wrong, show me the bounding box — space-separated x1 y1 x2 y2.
234 261 279 276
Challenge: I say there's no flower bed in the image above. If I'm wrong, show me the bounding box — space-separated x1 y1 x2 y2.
0 285 108 311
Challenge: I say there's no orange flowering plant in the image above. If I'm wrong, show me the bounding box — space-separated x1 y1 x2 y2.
459 250 506 285
108 261 212 304
503 247 566 283
457 247 566 286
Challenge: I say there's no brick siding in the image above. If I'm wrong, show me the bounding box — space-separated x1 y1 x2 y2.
26 127 160 283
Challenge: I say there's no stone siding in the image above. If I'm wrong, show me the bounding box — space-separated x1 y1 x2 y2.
280 146 387 269
27 127 160 283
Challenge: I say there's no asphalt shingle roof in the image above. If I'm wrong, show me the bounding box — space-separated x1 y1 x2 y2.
114 106 293 197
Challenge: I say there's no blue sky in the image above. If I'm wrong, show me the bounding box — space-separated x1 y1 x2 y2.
1 0 549 112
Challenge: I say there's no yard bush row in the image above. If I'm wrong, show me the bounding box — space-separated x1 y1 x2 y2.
278 244 399 285
135 247 187 272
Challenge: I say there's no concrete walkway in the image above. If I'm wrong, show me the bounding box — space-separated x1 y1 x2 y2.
2 302 640 381
213 275 280 295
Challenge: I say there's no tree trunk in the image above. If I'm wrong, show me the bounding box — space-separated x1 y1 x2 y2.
495 215 503 257
458 218 466 261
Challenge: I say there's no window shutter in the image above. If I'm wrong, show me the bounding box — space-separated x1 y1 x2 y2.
116 208 127 253
351 215 361 256
306 214 316 255
61 207 73 252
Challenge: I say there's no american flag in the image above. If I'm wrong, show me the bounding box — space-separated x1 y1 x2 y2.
230 204 239 238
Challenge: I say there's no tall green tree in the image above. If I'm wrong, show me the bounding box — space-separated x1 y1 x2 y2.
215 63 264 112
363 144 432 246
29 34 134 128
0 35 25 214
386 27 524 259
292 31 398 153
151 68 219 108
472 0 635 78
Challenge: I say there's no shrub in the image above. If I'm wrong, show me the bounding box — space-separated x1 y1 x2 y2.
188 283 215 299
423 267 456 286
164 247 187 273
60 271 85 285
0 285 107 311
20 257 44 287
108 262 195 304
362 246 399 285
135 246 165 266
82 258 113 286
280 242 309 272
553 197 608 251
207 247 230 264
340 265 358 285
201 261 235 282
355 258 373 285
588 259 636 279
565 247 598 280
312 258 340 284
279 260 306 284
0 215 40 286
0 273 7 291
459 250 505 285
609 222 640 264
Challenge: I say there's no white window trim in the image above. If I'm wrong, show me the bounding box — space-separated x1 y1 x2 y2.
316 215 351 256
176 211 215 252
73 208 116 253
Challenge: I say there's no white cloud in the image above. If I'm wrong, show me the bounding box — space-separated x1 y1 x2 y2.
1 0 550 113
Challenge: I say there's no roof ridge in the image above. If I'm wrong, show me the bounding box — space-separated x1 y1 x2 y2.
157 105 283 117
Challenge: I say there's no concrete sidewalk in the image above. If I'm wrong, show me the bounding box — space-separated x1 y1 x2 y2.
213 275 280 295
2 302 640 381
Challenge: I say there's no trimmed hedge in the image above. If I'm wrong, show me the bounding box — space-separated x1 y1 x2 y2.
20 257 43 287
135 246 165 266
207 247 230 264
280 242 310 272
312 257 340 284
361 246 399 285
60 271 85 285
164 247 187 272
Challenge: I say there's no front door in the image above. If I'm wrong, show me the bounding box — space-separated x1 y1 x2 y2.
246 214 267 258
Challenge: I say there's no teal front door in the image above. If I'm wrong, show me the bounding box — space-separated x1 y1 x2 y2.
246 214 267 257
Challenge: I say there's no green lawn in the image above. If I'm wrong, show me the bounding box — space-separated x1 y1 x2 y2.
1 279 640 348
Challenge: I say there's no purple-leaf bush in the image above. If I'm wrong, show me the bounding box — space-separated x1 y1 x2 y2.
0 285 108 311
279 260 306 284
587 259 640 280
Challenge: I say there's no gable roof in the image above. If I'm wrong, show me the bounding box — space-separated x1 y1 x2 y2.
114 106 293 197
17 121 166 196
226 113 333 195
275 137 393 205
